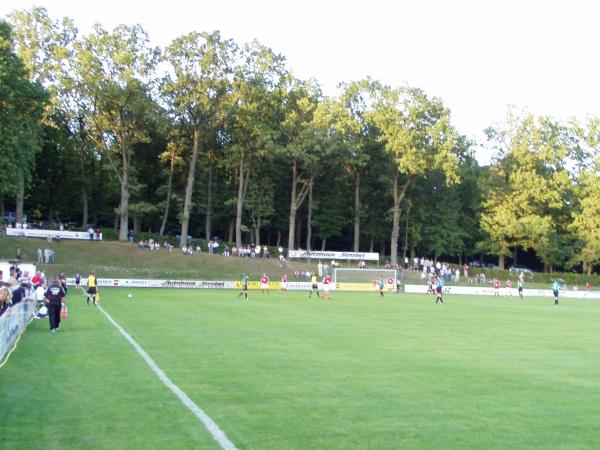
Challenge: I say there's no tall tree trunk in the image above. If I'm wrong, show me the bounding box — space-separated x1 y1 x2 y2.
205 163 213 241
369 238 374 253
16 174 24 223
389 172 413 266
402 203 411 259
296 216 302 249
79 117 88 228
498 254 505 270
288 160 298 251
254 217 261 246
159 151 175 237
353 171 360 251
228 217 234 243
235 150 250 248
180 128 200 248
118 170 129 241
287 160 310 251
321 238 327 250
306 179 313 250
276 230 281 247
513 247 518 266
0 194 4 220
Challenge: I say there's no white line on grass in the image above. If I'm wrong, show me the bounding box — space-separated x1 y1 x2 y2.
97 305 237 450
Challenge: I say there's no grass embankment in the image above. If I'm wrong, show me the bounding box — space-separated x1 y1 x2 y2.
0 235 312 280
1 234 597 288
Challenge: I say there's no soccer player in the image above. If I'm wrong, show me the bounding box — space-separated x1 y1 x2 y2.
238 273 249 300
75 272 81 290
309 273 320 298
280 273 288 293
322 275 332 300
517 275 524 298
386 276 395 293
86 271 98 306
260 273 270 294
552 279 560 306
378 276 385 297
427 276 435 295
505 279 513 298
493 278 500 297
435 276 444 304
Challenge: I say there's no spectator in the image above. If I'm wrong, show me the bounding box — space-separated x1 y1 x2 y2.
7 269 19 289
95 227 101 240
0 286 11 316
208 240 214 255
128 229 134 243
88 226 94 241
37 248 43 263
11 283 30 306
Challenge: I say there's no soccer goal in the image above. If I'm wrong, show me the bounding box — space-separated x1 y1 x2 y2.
333 268 397 291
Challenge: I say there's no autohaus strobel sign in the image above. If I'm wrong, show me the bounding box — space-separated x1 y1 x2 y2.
288 250 379 261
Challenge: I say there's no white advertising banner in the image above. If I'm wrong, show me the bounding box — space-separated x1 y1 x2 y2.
68 278 235 289
404 284 600 299
6 228 102 241
67 278 317 291
288 250 379 261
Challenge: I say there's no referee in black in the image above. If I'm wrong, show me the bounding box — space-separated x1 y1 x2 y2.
45 277 66 333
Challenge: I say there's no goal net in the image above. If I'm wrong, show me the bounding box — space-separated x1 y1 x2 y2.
333 268 397 291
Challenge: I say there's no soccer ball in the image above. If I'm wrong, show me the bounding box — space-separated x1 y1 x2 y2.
127 294 133 298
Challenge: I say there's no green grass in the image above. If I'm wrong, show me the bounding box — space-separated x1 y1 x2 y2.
3 289 600 449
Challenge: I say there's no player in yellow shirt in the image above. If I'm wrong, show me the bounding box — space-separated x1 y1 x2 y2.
309 273 320 298
86 271 99 306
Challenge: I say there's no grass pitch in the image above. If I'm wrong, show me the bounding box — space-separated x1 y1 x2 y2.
2 289 600 449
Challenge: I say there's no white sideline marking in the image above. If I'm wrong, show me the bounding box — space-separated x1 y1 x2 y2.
98 305 237 450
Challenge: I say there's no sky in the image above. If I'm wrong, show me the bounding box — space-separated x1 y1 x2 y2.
3 0 600 163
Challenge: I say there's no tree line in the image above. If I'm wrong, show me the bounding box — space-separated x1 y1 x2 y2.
1 7 599 273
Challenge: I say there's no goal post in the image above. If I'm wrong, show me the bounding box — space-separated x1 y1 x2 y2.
333 268 397 292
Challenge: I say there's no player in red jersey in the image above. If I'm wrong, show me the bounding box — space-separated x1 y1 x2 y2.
280 273 288 293
322 275 332 300
505 279 513 298
260 273 270 294
493 278 500 297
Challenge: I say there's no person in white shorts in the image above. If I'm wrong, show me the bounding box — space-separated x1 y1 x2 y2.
280 274 288 293
260 273 270 294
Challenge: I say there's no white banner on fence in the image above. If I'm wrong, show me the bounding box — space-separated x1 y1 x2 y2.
288 250 379 261
6 228 102 241
0 301 35 364
68 278 235 289
404 284 600 299
67 278 318 290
